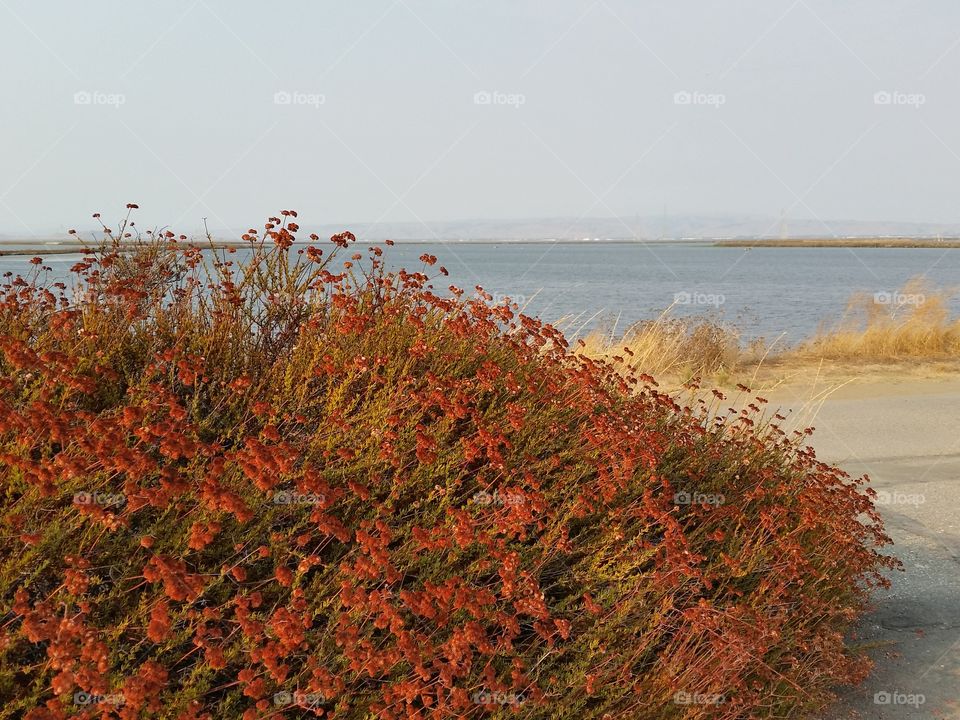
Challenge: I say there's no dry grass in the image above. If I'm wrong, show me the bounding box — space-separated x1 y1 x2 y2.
790 278 960 361
580 277 960 387
575 312 745 381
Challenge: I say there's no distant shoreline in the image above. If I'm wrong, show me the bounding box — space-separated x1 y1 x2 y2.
4 237 960 253
715 238 960 248
0 247 93 257
0 242 248 256
0 239 713 248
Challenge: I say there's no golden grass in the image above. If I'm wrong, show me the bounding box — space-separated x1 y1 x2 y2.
580 277 960 387
575 310 748 381
790 278 960 361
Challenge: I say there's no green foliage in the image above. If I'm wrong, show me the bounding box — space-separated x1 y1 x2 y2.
0 211 896 719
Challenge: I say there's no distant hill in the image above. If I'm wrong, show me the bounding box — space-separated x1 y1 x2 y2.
282 215 960 242
7 214 960 243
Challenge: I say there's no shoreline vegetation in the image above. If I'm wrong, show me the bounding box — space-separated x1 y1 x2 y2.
577 277 960 389
5 236 960 252
0 211 897 717
715 237 960 248
2 242 957 387
0 241 249 256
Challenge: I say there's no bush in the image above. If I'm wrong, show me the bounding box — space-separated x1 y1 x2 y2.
0 211 896 719
797 277 960 361
578 316 741 381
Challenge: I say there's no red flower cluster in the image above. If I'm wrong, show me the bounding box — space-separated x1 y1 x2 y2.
0 210 896 719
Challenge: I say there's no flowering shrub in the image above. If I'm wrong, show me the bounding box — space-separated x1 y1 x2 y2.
0 210 896 719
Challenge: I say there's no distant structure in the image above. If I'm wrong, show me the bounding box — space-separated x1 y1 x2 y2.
779 208 788 240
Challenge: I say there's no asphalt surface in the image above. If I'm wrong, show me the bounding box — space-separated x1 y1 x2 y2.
769 378 960 719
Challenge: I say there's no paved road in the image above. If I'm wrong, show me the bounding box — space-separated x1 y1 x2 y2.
769 378 960 719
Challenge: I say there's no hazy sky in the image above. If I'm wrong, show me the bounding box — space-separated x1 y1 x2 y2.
2 1 960 236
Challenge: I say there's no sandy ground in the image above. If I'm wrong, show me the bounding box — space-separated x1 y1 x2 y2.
761 375 960 719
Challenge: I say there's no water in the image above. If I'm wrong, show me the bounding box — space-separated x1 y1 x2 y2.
377 242 960 343
3 242 959 343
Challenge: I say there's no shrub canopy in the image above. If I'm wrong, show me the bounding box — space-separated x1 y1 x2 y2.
0 211 895 719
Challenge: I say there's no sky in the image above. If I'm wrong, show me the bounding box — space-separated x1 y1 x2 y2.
2 1 960 237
